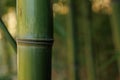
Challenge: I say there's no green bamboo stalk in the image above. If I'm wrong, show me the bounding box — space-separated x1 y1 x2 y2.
110 0 120 75
79 1 95 80
0 18 17 52
17 0 53 80
65 0 77 80
70 0 96 80
92 13 117 80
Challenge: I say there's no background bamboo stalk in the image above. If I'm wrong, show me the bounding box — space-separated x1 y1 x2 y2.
70 0 96 80
0 18 16 52
65 0 77 79
110 1 120 76
79 1 96 80
92 12 117 80
17 0 53 80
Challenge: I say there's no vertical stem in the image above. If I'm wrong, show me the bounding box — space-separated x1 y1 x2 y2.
111 0 120 75
0 19 17 52
66 10 76 80
17 0 53 80
66 0 78 80
80 1 95 80
71 0 96 80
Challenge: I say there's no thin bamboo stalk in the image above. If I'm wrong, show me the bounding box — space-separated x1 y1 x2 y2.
65 0 77 80
17 0 53 80
110 0 120 76
92 13 116 80
0 18 16 52
70 0 96 80
79 1 96 80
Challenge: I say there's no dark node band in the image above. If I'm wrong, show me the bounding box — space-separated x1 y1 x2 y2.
17 39 53 46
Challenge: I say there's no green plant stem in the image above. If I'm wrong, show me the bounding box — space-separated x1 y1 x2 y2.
71 0 96 80
65 0 78 79
17 0 53 80
0 18 17 52
111 1 120 74
80 1 95 80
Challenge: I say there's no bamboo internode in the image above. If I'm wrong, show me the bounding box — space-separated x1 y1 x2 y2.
17 0 53 80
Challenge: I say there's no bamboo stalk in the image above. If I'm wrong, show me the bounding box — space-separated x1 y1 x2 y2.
70 0 96 80
0 30 12 80
110 0 120 75
17 0 53 80
80 1 96 80
0 31 7 77
65 0 78 79
0 18 16 52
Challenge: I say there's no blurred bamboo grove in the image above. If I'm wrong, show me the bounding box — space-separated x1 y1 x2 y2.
0 0 120 80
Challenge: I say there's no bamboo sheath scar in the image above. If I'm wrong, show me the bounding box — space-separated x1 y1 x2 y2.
17 0 53 80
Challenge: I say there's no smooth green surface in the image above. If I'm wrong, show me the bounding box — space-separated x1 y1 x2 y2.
17 0 53 39
17 44 52 80
17 0 53 80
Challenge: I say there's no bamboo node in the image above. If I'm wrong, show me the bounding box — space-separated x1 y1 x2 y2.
16 39 54 46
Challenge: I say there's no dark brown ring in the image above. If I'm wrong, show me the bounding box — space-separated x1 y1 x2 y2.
17 39 53 45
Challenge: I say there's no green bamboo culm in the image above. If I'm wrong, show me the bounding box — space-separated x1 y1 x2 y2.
78 1 96 80
65 0 78 79
17 0 53 80
70 0 96 80
110 0 120 75
0 18 17 52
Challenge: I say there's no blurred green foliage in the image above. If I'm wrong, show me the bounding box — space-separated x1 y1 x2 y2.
0 0 120 80
0 0 15 17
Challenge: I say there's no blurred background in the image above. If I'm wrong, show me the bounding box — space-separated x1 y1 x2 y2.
0 0 120 80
